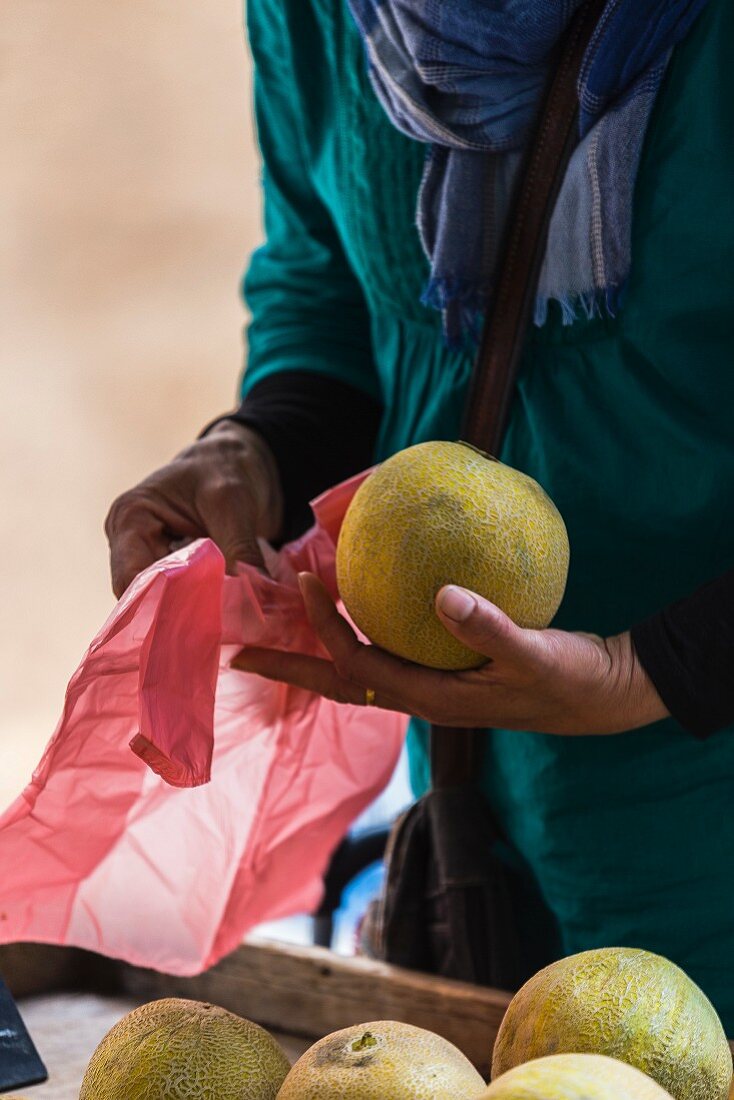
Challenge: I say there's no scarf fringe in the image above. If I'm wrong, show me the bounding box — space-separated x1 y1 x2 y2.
421 277 492 350
424 277 623 347
534 286 621 328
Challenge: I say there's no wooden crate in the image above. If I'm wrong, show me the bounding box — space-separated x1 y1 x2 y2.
0 939 512 1095
3 941 733 1098
120 936 511 1076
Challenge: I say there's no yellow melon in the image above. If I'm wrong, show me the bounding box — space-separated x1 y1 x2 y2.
276 1020 486 1099
336 441 569 669
79 998 290 1099
492 948 732 1100
482 1053 673 1098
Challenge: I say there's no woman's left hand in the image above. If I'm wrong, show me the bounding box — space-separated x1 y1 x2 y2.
231 573 669 735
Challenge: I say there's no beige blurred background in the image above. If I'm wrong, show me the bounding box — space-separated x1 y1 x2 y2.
0 0 261 809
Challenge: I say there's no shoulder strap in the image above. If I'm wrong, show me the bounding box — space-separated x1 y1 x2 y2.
431 0 607 790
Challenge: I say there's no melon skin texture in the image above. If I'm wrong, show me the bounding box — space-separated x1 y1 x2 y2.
336 441 569 670
482 1053 673 1098
79 998 290 1100
276 1020 486 1099
492 948 732 1100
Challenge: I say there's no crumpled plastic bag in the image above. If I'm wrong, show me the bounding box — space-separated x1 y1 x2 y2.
0 471 407 975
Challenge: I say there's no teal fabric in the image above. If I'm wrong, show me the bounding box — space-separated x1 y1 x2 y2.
242 0 734 1029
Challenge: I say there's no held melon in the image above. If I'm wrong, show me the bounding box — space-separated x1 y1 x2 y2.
336 441 569 670
492 948 732 1100
276 1020 486 1099
482 1053 673 1098
79 998 290 1100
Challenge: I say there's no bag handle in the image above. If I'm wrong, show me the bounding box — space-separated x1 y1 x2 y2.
431 0 607 790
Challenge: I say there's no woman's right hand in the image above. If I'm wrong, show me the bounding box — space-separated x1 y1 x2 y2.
104 420 284 598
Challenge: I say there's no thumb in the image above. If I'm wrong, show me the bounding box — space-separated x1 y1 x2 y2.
222 535 266 574
199 494 266 572
435 585 541 665
217 524 266 573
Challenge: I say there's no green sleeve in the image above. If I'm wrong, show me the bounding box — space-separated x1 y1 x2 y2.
241 0 379 401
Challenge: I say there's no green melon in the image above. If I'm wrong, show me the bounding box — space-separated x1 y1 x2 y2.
79 998 290 1099
492 948 732 1100
482 1053 673 1098
336 441 569 670
276 1020 486 1099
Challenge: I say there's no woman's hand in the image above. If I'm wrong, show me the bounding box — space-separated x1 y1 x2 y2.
105 421 283 598
232 573 669 735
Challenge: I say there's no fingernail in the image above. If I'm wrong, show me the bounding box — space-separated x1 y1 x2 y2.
437 585 476 622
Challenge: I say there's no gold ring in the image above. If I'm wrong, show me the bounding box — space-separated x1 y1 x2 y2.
365 687 376 707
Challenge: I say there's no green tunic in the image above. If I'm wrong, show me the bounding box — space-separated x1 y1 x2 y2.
242 0 734 1028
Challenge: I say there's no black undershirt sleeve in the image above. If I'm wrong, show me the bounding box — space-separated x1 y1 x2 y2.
631 568 734 739
210 370 383 543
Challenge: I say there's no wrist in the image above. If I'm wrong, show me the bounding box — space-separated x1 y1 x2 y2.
603 631 670 732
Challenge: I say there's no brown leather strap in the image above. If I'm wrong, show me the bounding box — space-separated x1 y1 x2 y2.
431 0 607 791
430 725 480 788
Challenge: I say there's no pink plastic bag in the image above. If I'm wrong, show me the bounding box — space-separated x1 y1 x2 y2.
0 473 407 975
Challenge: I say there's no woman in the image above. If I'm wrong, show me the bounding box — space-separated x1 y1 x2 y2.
105 0 734 1028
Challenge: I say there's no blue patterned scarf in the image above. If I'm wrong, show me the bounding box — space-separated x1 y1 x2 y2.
346 0 710 342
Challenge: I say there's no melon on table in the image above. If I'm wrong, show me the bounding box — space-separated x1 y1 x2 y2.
492 947 733 1100
79 997 290 1099
276 1019 486 1099
336 441 569 670
482 1053 672 1098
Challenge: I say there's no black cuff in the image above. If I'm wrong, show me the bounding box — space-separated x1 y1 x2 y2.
631 568 734 738
203 371 382 543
